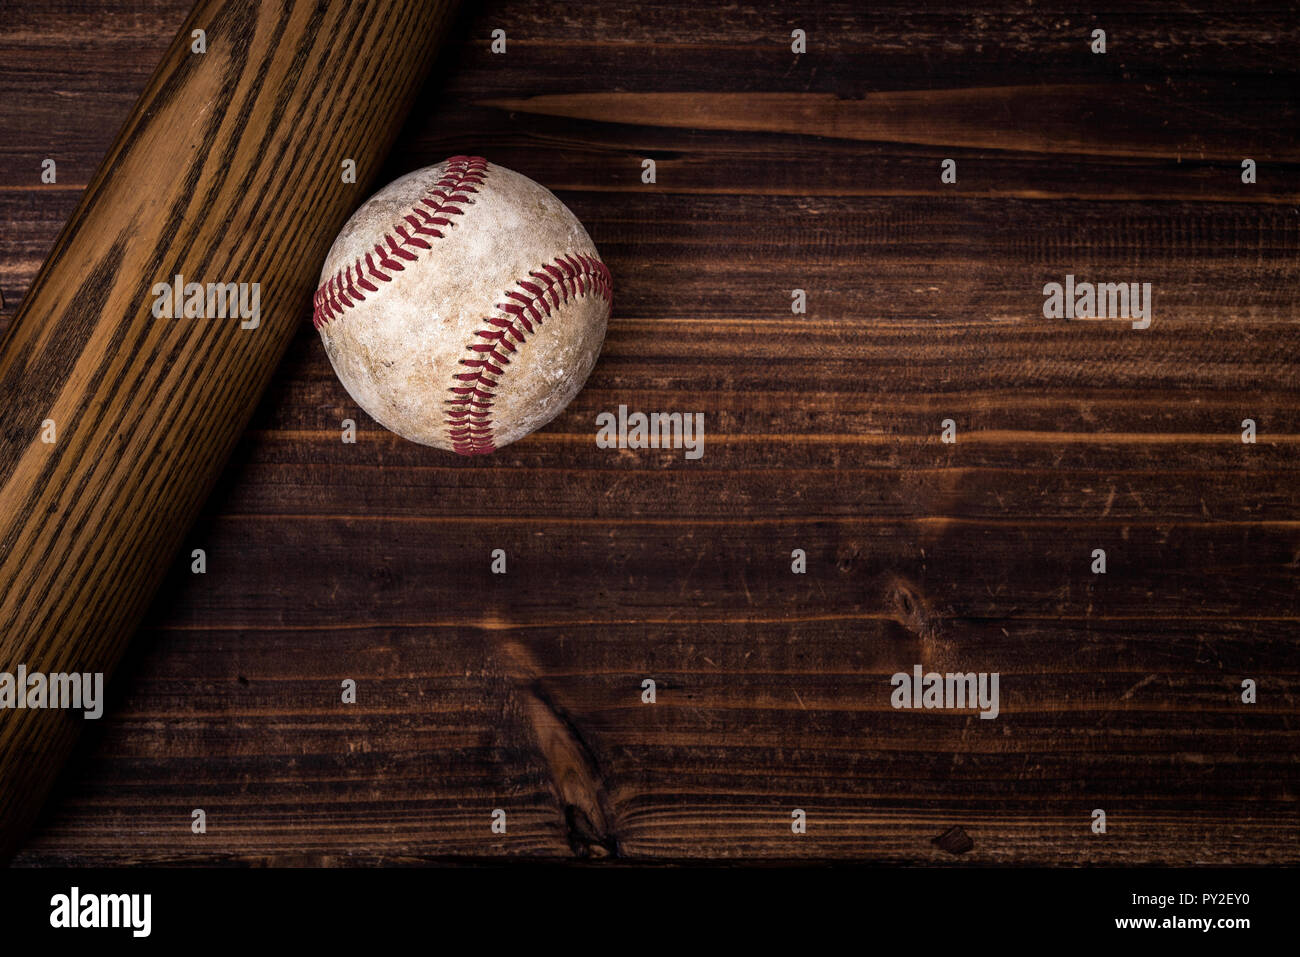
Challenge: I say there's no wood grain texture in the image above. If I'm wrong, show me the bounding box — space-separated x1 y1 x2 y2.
2 0 1298 865
0 0 460 858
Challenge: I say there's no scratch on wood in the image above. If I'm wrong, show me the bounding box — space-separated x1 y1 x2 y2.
477 89 1296 161
1121 673 1160 700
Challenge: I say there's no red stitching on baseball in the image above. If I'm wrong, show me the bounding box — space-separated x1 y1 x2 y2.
311 156 488 329
446 254 612 456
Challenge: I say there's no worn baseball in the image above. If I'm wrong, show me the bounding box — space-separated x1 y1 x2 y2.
312 156 612 454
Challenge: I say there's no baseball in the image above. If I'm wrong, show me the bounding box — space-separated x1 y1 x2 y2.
312 156 612 454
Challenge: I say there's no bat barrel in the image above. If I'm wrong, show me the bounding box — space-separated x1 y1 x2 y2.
0 0 459 858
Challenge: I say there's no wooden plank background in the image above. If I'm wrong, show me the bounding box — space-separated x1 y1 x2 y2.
2 0 1297 865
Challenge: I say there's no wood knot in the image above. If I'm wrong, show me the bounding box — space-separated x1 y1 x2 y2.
495 637 619 858
565 804 619 859
887 576 932 637
932 825 974 855
835 543 862 573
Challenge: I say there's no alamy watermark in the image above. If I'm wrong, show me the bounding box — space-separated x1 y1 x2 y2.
1043 274 1152 329
0 665 104 719
50 887 151 937
890 664 1000 719
596 404 704 459
151 273 260 329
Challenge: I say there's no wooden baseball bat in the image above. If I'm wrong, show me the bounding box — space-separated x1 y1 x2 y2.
0 0 459 858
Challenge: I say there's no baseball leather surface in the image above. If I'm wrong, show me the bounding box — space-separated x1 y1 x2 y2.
313 156 612 454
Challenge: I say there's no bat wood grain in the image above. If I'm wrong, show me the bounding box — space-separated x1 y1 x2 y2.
0 0 459 858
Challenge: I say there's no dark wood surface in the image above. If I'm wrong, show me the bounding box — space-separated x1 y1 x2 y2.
2 0 1297 865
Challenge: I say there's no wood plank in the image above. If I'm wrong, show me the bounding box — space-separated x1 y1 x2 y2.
4 0 1298 865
